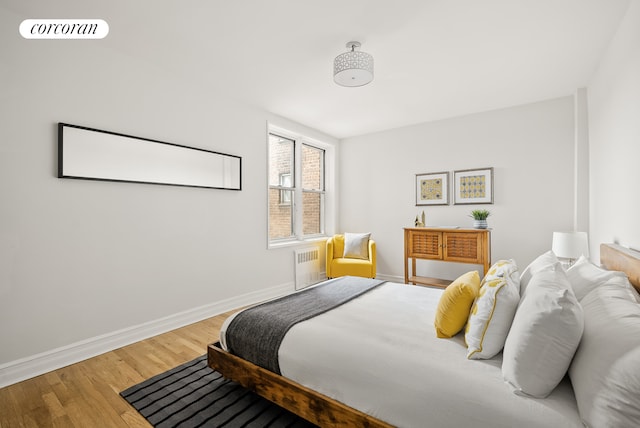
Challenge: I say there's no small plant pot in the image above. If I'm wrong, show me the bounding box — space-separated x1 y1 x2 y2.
473 219 488 229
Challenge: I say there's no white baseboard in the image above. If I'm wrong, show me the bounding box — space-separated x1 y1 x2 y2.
376 273 405 283
0 282 293 388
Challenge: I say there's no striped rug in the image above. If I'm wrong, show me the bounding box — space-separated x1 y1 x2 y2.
120 355 317 428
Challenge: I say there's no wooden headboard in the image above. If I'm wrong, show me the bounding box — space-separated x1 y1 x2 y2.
600 243 640 293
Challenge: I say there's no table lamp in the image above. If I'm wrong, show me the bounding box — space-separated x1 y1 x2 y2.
552 231 589 266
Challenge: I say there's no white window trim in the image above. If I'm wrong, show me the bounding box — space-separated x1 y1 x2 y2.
267 124 335 249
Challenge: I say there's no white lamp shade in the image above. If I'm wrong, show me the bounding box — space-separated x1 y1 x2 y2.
552 231 589 259
333 50 374 87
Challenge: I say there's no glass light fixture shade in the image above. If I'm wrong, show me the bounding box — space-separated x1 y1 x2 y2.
333 42 374 87
552 231 589 260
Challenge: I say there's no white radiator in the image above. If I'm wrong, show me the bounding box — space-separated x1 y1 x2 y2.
294 247 324 290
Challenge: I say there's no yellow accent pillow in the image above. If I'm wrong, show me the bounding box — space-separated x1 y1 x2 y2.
434 271 481 338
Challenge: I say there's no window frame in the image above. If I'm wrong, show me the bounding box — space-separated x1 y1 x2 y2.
268 127 329 247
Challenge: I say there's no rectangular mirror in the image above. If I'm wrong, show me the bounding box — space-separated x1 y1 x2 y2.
58 123 242 190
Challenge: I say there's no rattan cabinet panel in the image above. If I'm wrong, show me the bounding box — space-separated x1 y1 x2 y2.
404 228 491 288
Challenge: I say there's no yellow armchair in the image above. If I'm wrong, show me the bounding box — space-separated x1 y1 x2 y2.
326 234 376 279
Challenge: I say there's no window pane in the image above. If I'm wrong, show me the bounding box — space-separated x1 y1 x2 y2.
269 188 293 239
302 144 323 190
269 134 294 187
279 173 292 204
302 191 322 235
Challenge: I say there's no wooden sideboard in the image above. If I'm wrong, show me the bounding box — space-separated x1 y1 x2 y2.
404 227 491 288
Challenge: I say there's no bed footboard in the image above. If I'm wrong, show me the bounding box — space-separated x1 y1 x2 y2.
207 342 392 428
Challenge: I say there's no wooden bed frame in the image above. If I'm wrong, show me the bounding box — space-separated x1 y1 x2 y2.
207 342 391 427
208 243 640 427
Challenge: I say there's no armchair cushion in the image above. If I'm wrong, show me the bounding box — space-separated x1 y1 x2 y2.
331 257 375 278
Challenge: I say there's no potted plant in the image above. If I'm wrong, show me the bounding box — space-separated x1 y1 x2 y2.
470 209 491 229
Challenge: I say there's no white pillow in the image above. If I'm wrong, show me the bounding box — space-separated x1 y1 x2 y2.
519 250 561 295
569 281 640 427
566 255 632 301
502 266 583 398
602 275 640 303
343 232 371 259
465 260 520 360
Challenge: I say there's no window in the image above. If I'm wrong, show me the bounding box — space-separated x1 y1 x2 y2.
268 130 326 244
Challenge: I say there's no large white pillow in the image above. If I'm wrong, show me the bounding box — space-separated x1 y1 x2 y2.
465 260 520 360
502 266 583 398
519 250 561 295
343 232 371 259
569 281 640 427
566 256 635 301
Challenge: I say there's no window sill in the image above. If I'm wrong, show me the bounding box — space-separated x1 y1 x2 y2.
268 236 327 250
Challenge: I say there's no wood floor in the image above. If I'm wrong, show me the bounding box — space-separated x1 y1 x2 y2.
0 311 235 428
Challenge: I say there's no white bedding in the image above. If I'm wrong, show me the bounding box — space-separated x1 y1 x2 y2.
221 282 583 428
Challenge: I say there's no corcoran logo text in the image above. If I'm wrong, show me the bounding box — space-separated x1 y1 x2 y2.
20 19 109 39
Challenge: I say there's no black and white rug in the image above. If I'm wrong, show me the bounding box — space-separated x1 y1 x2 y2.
120 355 317 428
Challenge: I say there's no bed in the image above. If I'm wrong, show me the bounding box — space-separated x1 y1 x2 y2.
208 243 640 427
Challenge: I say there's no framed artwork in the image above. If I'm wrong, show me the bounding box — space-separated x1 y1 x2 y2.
415 171 449 206
453 167 493 205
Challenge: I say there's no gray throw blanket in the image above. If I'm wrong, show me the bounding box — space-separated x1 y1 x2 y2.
225 276 384 374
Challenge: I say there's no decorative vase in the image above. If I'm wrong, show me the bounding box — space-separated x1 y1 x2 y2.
473 219 488 229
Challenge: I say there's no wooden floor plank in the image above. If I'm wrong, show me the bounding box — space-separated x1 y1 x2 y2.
0 311 234 428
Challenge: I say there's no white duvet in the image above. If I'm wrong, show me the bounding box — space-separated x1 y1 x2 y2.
221 282 582 428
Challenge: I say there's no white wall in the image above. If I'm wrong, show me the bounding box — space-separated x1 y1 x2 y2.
339 97 576 281
588 1 640 260
0 8 336 370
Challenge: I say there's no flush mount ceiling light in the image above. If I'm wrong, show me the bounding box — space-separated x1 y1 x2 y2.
333 41 374 87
